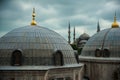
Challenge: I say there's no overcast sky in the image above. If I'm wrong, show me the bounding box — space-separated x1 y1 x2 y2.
0 0 120 42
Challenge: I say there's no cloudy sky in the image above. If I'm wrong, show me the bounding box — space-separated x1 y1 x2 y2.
0 0 120 42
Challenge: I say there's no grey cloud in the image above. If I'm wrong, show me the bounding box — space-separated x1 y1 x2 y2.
0 0 120 39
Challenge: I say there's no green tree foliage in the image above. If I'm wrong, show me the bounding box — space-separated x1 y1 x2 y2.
70 44 82 55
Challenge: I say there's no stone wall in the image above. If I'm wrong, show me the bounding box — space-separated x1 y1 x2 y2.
0 70 45 80
80 58 120 80
47 67 84 80
0 66 84 80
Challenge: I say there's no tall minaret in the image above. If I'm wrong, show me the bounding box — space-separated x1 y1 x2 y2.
73 26 76 43
68 22 71 44
97 21 100 32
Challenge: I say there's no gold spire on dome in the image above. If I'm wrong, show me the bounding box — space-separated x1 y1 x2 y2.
31 8 37 25
112 12 119 28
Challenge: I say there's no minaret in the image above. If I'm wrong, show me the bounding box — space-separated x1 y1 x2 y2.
31 8 37 26
73 26 76 43
111 12 119 28
97 21 100 32
68 22 71 44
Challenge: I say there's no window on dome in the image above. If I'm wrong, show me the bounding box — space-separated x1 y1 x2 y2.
53 50 64 66
11 50 22 66
95 49 101 57
103 49 110 57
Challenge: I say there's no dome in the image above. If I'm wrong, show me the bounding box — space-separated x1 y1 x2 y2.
0 25 77 66
79 33 90 40
81 28 120 57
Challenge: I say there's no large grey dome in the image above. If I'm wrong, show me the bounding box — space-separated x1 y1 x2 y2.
81 28 120 57
0 25 77 66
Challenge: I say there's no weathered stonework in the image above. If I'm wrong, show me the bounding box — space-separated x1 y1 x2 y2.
79 57 120 80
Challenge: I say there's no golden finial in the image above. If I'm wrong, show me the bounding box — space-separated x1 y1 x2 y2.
31 8 37 25
111 12 119 28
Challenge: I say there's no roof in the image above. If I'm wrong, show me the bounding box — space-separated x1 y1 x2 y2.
0 25 77 66
81 28 120 57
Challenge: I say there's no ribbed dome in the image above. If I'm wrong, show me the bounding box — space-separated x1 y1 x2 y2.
81 28 120 57
79 33 90 40
0 25 77 66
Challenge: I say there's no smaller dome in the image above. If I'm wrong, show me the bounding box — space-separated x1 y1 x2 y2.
79 33 90 40
81 28 120 57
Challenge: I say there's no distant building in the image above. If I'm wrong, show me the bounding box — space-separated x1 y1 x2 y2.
0 8 84 80
68 24 90 54
79 13 120 80
70 21 102 55
76 33 90 49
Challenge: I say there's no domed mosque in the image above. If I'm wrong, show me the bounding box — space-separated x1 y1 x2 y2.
77 33 90 48
79 13 120 80
0 8 84 80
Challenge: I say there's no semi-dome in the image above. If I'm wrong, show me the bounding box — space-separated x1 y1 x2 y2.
79 33 90 40
81 27 120 57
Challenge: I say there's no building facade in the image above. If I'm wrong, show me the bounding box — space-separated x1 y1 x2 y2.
79 14 120 80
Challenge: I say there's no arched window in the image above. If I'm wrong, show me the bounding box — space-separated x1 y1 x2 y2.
53 50 64 66
103 49 110 57
95 49 101 57
11 50 22 66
